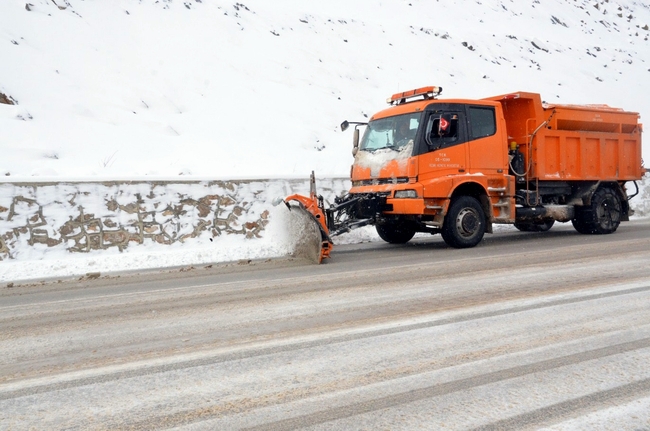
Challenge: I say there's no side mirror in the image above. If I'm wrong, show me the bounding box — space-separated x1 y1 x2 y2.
341 120 349 132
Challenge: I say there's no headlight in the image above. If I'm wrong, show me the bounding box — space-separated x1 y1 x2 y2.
394 189 417 198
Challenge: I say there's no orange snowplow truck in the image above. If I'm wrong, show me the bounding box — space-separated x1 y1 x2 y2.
285 86 646 263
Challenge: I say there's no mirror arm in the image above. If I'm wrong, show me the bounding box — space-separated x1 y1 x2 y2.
340 121 368 132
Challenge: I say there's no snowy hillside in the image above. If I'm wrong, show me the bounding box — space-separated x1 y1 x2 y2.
1 0 649 179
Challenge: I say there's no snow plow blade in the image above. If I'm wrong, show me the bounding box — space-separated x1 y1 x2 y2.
283 173 333 264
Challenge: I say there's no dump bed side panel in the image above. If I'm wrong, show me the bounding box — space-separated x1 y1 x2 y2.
486 92 643 181
534 129 642 180
534 104 642 181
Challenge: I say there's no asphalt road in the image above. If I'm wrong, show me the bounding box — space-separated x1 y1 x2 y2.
2 220 650 430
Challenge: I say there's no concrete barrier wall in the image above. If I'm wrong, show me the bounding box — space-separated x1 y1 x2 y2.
1 175 648 261
0 178 350 261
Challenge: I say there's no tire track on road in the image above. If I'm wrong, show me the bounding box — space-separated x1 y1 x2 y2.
3 283 649 402
121 338 650 431
471 378 650 431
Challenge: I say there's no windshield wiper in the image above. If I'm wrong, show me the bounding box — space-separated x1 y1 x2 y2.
362 145 399 153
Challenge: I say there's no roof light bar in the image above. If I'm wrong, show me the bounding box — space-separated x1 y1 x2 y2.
388 86 442 105
501 93 521 100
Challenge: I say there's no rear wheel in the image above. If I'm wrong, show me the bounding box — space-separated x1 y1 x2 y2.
441 196 486 248
572 186 622 234
514 219 555 232
376 222 416 244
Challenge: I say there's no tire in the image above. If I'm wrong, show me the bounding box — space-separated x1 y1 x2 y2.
571 216 593 234
571 186 622 234
441 196 486 248
514 219 555 232
376 222 416 244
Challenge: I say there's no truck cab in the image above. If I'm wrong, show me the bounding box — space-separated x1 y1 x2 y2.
345 86 514 247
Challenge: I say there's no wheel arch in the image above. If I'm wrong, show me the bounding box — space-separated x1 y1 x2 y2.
449 181 492 233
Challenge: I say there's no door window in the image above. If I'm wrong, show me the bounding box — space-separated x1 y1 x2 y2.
425 112 460 150
469 107 496 139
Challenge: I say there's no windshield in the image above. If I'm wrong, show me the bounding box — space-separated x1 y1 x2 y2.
359 113 421 152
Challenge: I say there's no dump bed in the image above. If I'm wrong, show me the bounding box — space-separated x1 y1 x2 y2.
486 92 644 181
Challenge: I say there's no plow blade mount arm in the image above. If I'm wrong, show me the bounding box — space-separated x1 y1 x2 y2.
283 172 382 263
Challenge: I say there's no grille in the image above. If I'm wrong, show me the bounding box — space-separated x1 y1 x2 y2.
353 177 409 187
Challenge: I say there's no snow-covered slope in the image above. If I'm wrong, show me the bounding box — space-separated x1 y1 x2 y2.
1 0 649 282
1 0 648 179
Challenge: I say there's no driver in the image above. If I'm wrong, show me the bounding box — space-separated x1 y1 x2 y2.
395 121 414 147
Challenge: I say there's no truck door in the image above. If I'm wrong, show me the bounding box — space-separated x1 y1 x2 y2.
466 105 506 174
416 104 469 185
466 104 513 222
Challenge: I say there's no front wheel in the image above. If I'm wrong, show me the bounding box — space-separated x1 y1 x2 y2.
376 222 416 244
441 196 486 248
